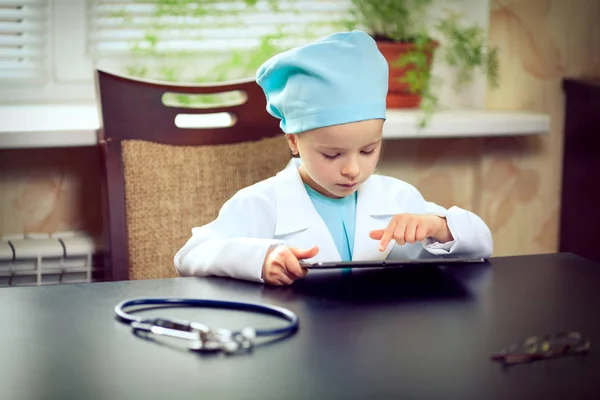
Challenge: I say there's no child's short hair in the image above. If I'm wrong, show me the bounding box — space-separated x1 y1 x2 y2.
256 30 389 135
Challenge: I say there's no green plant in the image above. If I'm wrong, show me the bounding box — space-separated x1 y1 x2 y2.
346 0 499 127
347 0 433 42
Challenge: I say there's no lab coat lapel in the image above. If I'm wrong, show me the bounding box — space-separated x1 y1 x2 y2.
273 159 341 262
352 176 404 261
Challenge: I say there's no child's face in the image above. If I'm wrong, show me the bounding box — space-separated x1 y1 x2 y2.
288 119 384 199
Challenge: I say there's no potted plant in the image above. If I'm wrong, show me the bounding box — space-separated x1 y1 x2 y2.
346 0 499 126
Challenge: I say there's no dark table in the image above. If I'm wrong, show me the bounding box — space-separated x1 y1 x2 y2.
1 253 599 400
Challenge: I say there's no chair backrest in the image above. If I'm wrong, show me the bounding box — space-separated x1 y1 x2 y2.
95 69 291 281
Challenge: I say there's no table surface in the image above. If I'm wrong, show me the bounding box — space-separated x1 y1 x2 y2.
1 253 599 400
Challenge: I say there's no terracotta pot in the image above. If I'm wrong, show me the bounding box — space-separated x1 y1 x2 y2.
376 40 438 109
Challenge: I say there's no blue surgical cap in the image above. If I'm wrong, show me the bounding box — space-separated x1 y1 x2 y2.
255 30 388 134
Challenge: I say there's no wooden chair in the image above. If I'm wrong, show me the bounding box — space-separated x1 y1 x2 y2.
95 69 291 281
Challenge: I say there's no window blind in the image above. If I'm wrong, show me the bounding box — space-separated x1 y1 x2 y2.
87 0 351 56
0 0 47 81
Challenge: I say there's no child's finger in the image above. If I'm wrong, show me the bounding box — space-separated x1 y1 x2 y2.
369 229 385 240
415 223 429 242
405 217 418 243
426 219 440 237
283 250 307 279
289 245 319 260
276 273 294 285
393 218 408 245
264 270 287 286
276 265 294 285
379 219 397 251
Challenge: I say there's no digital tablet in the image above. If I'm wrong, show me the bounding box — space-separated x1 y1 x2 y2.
301 257 487 270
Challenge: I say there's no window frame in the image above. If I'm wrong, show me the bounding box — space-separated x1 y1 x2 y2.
0 0 352 105
0 0 94 104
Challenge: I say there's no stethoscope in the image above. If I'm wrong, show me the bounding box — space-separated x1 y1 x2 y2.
114 297 299 354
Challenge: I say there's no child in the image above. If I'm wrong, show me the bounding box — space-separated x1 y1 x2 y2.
174 30 493 286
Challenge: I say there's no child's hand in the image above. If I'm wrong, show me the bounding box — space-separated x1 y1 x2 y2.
369 214 453 251
262 245 319 285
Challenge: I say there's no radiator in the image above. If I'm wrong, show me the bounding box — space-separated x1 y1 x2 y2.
0 231 103 287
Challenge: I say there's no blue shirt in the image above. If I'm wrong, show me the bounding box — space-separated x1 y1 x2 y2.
304 184 357 261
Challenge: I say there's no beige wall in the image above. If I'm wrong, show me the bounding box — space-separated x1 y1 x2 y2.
1 0 599 257
380 0 600 256
0 147 103 238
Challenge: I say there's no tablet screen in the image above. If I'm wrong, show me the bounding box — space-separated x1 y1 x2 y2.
301 257 487 269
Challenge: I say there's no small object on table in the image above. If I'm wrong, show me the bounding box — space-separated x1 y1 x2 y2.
491 331 591 365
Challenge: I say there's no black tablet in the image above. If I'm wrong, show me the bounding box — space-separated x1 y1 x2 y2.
301 257 487 269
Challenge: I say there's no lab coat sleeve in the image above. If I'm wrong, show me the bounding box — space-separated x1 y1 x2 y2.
406 185 493 258
174 187 285 282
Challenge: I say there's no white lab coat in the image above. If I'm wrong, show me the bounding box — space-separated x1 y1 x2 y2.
174 158 493 282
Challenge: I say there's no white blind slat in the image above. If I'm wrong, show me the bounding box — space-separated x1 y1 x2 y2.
0 0 44 5
0 47 41 58
91 13 346 29
88 0 350 56
91 1 345 14
0 60 43 69
0 0 47 81
90 25 341 41
0 7 45 20
0 22 44 33
0 69 42 78
0 35 44 46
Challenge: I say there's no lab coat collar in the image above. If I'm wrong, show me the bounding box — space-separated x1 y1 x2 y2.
273 158 317 236
273 158 400 236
